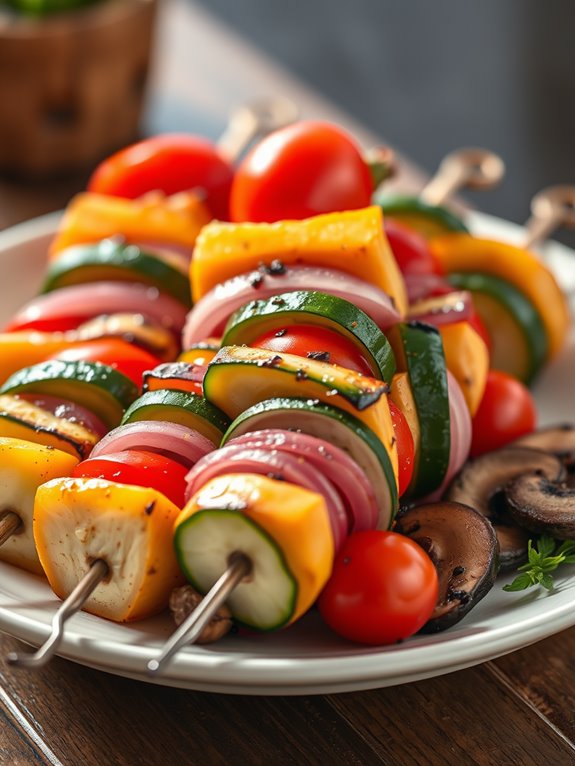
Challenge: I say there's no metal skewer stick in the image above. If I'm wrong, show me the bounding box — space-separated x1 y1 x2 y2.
522 186 575 250
216 98 299 163
420 148 505 206
0 511 21 546
147 552 252 675
7 559 109 669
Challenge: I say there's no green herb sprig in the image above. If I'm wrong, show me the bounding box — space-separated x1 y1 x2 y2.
503 533 575 592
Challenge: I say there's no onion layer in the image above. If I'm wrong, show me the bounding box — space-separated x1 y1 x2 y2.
7 282 188 335
89 420 214 468
18 393 108 439
183 265 400 347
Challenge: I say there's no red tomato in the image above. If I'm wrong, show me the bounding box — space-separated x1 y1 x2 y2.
48 340 161 387
384 219 442 276
230 121 372 223
470 370 537 458
4 314 89 333
72 450 188 508
87 135 234 220
389 400 415 497
318 530 438 645
251 324 375 377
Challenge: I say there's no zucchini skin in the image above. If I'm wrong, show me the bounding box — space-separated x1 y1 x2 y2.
387 322 450 498
221 290 396 383
448 271 548 385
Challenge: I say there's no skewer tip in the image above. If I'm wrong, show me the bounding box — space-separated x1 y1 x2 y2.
147 659 160 674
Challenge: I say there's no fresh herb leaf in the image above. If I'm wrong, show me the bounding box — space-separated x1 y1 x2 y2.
503 533 575 593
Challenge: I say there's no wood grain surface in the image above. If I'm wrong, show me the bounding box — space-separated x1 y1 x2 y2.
1 1 574 764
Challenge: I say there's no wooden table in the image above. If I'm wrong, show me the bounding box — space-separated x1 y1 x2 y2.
1 2 575 764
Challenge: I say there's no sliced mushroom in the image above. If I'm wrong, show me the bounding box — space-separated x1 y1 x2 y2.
505 474 575 539
445 447 565 569
169 584 233 643
395 501 499 632
513 424 575 474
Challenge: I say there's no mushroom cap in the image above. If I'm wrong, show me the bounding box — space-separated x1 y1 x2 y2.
513 424 575 469
445 447 565 569
505 474 575 539
395 501 499 633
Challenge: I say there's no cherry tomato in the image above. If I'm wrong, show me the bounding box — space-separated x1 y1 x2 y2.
318 530 438 645
251 324 375 377
87 135 234 220
384 219 442 276
47 340 161 387
4 314 89 333
389 400 415 497
72 450 188 508
470 370 537 458
230 121 372 223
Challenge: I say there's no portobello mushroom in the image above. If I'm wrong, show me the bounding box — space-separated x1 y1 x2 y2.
505 474 575 539
395 501 499 632
513 424 575 477
445 447 565 569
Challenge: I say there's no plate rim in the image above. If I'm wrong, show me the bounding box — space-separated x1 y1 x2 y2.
1 209 574 695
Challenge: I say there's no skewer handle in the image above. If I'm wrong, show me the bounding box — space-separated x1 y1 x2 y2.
0 511 22 546
217 98 298 162
523 186 575 250
420 148 505 206
147 553 251 675
6 559 109 669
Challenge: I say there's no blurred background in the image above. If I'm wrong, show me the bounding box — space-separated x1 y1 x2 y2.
1 0 574 244
192 0 575 243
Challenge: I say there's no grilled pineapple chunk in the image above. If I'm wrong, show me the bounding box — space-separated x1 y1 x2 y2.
34 478 184 622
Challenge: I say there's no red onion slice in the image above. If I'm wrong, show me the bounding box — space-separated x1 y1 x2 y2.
408 291 473 327
182 265 400 347
424 372 472 502
404 273 453 303
7 282 188 334
17 393 108 439
89 420 215 468
185 444 348 552
222 429 379 534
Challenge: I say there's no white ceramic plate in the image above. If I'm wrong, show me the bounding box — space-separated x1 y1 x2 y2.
0 211 574 695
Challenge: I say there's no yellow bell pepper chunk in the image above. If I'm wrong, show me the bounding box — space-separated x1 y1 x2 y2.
50 191 211 260
176 473 334 625
430 235 569 359
191 206 408 316
439 322 489 416
34 478 185 622
0 438 78 575
0 332 72 386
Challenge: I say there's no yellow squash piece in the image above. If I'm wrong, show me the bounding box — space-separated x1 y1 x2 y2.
0 438 78 574
176 473 334 625
430 234 569 359
191 206 408 316
34 478 185 622
439 322 489 416
50 191 212 260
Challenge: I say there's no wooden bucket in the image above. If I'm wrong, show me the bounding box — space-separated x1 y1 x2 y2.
0 0 157 176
